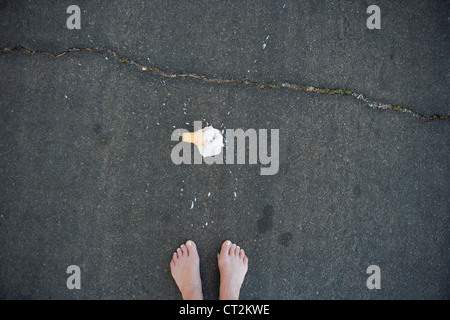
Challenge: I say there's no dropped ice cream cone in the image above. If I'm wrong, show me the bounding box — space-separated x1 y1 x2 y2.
182 131 204 146
182 126 223 157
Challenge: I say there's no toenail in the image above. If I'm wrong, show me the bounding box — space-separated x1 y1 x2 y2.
225 240 231 246
187 240 192 246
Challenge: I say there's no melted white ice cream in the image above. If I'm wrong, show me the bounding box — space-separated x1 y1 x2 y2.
197 126 223 157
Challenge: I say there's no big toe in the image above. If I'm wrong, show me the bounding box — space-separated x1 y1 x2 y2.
220 240 232 255
185 240 199 258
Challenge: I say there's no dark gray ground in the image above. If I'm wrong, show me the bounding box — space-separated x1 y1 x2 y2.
0 0 448 299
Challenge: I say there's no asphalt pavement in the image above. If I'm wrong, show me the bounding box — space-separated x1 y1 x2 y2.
0 0 448 299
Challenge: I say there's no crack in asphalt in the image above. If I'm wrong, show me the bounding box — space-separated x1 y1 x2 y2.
1 45 449 121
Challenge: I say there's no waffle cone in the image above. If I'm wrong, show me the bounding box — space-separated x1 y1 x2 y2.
182 131 204 146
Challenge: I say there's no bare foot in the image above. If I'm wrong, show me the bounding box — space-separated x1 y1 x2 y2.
218 240 249 300
170 240 203 300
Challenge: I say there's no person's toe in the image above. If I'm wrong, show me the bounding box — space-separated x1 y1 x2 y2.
180 244 188 256
177 247 183 258
170 252 177 270
185 240 198 258
239 248 245 260
230 243 238 256
220 240 232 255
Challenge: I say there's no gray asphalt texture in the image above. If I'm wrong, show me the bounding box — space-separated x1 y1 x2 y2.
0 0 448 299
